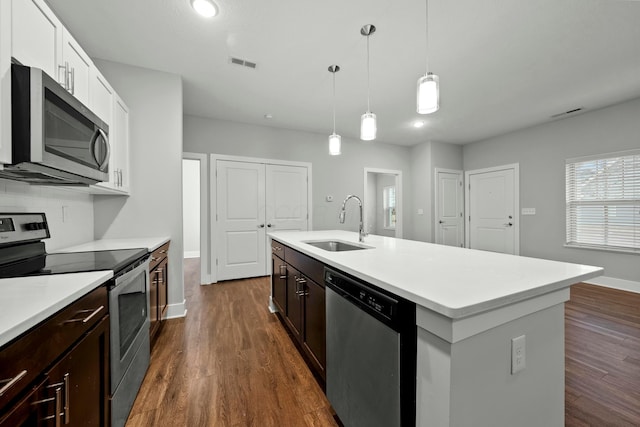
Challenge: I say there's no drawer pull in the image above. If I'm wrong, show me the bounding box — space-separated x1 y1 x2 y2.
63 373 70 424
279 264 287 279
159 249 167 254
0 369 27 396
63 306 104 324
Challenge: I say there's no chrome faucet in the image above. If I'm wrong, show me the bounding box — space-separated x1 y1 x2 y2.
339 195 366 242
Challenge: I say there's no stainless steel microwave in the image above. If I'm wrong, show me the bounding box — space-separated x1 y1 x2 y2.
0 63 109 185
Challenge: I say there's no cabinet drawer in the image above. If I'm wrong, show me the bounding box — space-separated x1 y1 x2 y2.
150 242 170 271
271 239 285 260
285 246 324 286
0 285 107 411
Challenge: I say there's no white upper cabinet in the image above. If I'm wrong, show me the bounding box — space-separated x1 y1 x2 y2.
11 0 93 106
61 28 91 106
11 0 63 79
89 69 131 195
0 0 12 165
113 94 130 193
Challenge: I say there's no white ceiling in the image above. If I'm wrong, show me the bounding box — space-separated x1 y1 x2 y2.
47 0 640 146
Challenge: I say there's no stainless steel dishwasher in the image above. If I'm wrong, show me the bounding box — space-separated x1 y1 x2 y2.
325 267 416 427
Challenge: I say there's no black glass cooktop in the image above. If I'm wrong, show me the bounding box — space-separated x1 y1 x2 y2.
0 248 148 279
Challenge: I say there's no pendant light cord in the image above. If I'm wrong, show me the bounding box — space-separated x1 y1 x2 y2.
366 34 371 112
332 71 336 133
425 0 430 72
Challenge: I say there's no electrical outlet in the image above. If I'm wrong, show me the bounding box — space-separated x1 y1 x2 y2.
511 335 526 374
326 195 333 202
521 208 536 215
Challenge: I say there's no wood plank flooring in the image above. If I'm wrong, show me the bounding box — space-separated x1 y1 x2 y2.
127 260 640 426
125 258 337 427
565 283 640 426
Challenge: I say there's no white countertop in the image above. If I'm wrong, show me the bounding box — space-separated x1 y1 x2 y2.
0 271 113 347
57 236 170 253
269 230 603 319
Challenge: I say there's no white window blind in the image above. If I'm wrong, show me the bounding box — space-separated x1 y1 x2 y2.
565 149 640 253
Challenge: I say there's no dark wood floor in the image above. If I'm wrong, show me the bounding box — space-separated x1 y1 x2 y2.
565 283 640 426
126 260 640 426
125 258 336 426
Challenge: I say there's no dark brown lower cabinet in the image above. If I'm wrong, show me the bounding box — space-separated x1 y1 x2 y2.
150 241 170 345
0 379 46 427
45 315 110 427
271 253 287 314
271 240 326 382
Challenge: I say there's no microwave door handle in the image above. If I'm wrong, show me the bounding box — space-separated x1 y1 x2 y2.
97 129 110 171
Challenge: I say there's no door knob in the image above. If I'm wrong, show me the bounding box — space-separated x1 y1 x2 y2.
258 224 265 228
504 222 513 227
439 220 444 224
267 223 273 228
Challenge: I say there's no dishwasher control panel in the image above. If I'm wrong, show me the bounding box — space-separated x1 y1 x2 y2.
325 269 397 321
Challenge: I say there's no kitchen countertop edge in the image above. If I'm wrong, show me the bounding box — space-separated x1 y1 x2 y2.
269 230 603 319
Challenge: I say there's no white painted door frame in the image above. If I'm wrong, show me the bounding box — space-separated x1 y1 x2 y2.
434 168 464 247
182 152 210 285
464 163 520 255
210 154 313 284
363 167 403 238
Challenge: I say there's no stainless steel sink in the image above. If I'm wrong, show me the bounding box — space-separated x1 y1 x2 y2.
303 240 372 252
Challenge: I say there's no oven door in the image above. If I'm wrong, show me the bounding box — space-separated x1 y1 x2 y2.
109 258 150 393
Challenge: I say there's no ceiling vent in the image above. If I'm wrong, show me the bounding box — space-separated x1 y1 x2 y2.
229 57 257 69
550 107 584 119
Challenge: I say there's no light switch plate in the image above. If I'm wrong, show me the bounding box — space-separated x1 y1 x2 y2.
521 208 536 215
417 209 424 215
511 335 526 374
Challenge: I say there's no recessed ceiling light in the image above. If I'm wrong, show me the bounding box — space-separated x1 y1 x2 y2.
413 120 425 128
191 0 218 18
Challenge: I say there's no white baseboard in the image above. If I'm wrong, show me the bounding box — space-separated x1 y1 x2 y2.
165 299 187 319
183 251 200 259
583 276 640 294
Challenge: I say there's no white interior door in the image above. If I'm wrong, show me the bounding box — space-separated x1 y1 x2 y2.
216 160 266 281
435 169 464 247
466 166 518 254
265 164 308 232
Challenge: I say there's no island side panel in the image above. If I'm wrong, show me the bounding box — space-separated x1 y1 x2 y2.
417 303 565 427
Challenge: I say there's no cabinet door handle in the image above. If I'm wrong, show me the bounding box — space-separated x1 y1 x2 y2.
63 373 70 424
62 306 104 324
65 62 70 92
70 67 75 95
279 264 286 279
38 387 62 426
0 369 27 396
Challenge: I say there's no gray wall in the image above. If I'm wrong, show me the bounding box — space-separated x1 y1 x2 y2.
184 115 413 235
463 98 640 282
411 141 464 243
93 60 186 314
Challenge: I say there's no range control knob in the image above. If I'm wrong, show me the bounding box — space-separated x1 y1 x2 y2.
24 222 46 231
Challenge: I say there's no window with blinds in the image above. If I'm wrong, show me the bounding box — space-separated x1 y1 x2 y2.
565 149 640 253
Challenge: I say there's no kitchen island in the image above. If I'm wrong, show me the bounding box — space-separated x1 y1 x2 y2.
268 230 603 427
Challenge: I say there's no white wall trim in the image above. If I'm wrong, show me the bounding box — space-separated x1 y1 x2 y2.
583 275 640 294
165 299 187 319
183 250 200 258
183 152 209 285
209 154 313 284
363 167 403 238
464 163 520 255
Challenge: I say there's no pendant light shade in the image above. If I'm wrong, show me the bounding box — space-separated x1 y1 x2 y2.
360 24 377 141
328 65 341 155
417 72 439 114
360 112 377 141
329 133 342 155
417 0 439 114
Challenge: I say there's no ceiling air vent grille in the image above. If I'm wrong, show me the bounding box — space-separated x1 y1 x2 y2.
230 57 257 69
550 107 584 119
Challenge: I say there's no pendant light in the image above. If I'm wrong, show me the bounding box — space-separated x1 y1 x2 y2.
328 65 341 156
360 24 377 141
417 0 439 114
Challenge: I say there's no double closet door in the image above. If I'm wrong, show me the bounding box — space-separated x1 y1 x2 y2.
216 160 309 281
